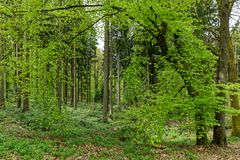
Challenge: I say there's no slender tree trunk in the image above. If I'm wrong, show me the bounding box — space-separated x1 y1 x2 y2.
23 51 29 112
5 73 8 100
57 60 62 111
77 61 81 103
15 43 21 108
93 59 99 103
148 45 156 86
86 62 89 103
108 22 113 116
64 58 68 105
0 39 5 108
0 76 5 108
80 68 83 102
23 33 29 112
117 53 121 109
71 43 77 109
88 61 91 103
103 17 110 122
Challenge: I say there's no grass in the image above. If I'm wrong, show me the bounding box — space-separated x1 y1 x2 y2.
0 103 240 159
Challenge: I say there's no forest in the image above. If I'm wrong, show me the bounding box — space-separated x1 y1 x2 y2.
0 0 240 159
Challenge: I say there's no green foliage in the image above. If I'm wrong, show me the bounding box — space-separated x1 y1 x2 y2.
0 133 51 159
123 51 148 105
17 104 74 133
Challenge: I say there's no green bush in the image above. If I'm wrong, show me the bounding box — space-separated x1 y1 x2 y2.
17 105 75 134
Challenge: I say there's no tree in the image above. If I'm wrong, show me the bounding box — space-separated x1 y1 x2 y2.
103 15 110 122
112 0 217 145
212 0 237 147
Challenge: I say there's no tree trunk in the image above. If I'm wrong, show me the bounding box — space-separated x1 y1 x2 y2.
195 110 208 145
158 22 208 145
148 44 156 86
0 76 5 108
15 43 21 108
0 39 5 108
117 53 121 109
71 43 77 109
93 59 98 105
23 51 29 112
23 33 29 112
80 68 83 102
103 17 110 122
88 61 91 103
5 74 8 100
77 60 81 103
212 0 232 147
57 60 62 111
108 22 113 116
86 60 89 103
64 58 68 105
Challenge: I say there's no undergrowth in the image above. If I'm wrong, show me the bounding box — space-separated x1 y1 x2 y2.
0 103 240 160
0 103 153 160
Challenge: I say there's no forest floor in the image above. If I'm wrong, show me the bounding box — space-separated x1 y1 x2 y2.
0 104 240 160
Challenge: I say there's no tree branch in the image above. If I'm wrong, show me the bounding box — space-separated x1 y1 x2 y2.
15 4 104 13
69 11 121 44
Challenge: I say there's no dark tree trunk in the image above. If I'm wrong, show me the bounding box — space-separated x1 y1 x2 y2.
88 60 91 103
0 77 5 108
77 60 81 103
80 68 83 102
15 43 21 108
195 109 208 145
57 61 62 111
5 74 8 100
71 43 77 109
117 53 121 109
147 44 157 86
64 58 68 105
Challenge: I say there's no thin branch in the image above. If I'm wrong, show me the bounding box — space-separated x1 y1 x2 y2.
15 4 104 13
126 14 159 40
0 12 12 17
69 11 121 44
173 84 186 98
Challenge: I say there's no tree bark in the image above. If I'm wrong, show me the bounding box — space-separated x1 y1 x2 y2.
212 0 232 147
